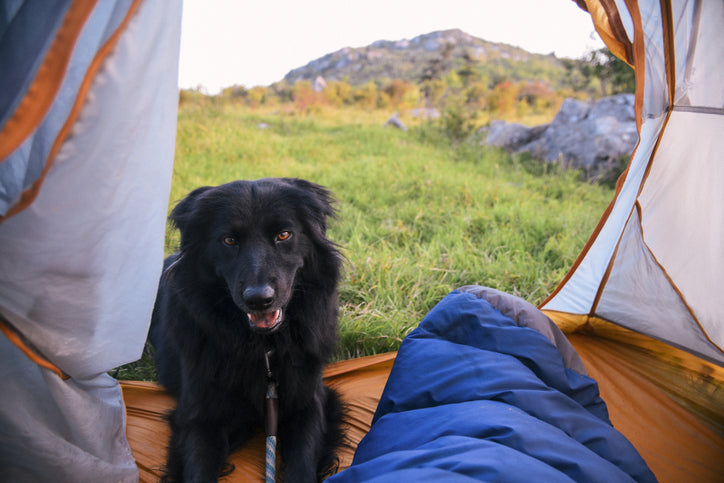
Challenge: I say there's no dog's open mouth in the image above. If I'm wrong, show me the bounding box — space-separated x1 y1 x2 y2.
247 309 283 332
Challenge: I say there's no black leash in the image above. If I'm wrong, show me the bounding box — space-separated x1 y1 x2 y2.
264 349 278 483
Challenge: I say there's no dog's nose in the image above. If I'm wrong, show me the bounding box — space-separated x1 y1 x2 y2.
243 285 275 311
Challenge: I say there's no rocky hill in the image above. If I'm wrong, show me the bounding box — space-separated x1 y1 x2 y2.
283 29 564 86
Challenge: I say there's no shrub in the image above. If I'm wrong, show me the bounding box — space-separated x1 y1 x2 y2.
324 80 355 107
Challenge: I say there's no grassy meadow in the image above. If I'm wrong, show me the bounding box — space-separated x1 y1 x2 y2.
114 102 614 379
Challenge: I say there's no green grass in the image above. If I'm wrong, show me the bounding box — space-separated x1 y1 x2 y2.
115 104 613 378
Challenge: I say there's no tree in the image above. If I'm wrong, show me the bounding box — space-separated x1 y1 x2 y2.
292 81 324 112
562 48 635 97
487 80 519 117
221 85 247 100
589 48 635 95
382 80 418 109
465 81 489 109
518 81 559 112
246 86 267 108
456 49 478 88
353 81 378 109
419 42 455 107
324 81 354 107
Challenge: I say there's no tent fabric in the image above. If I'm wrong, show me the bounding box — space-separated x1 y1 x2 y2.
0 0 132 219
0 0 181 481
328 287 656 482
1 334 136 482
573 0 633 65
544 0 724 365
565 324 724 483
0 0 180 379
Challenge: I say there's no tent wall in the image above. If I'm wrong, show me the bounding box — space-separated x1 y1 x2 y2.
543 0 724 477
543 0 724 364
0 0 182 480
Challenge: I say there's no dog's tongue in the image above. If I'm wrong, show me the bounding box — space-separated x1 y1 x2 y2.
248 309 282 330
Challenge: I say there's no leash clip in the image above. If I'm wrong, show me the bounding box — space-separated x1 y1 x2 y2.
264 349 275 383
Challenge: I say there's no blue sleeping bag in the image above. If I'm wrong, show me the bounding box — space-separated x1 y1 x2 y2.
329 286 656 482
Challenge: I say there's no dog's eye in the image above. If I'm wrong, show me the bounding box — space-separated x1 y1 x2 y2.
275 231 292 242
222 236 238 246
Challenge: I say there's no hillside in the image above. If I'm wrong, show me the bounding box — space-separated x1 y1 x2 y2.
283 29 565 87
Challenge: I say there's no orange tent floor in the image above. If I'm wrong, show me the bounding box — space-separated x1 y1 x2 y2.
122 352 395 482
122 335 724 482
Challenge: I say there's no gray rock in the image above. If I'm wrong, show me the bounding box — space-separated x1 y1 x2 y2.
479 94 637 181
385 114 407 131
312 76 327 93
482 121 543 150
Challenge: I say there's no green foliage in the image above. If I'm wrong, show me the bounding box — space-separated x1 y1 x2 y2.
437 100 479 143
324 80 355 107
179 87 215 107
561 48 635 97
589 48 635 95
353 81 379 109
112 342 157 381
380 80 419 109
114 104 613 379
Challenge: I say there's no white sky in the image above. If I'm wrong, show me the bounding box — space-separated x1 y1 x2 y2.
179 0 604 94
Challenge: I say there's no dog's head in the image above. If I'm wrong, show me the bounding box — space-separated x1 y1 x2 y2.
169 178 340 333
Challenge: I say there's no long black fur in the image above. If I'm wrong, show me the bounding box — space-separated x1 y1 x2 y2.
149 178 344 482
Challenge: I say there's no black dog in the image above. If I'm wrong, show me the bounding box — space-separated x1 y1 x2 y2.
149 178 344 482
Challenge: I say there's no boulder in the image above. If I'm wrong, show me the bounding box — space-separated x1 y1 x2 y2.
312 76 327 93
483 121 545 150
385 114 407 131
479 94 638 181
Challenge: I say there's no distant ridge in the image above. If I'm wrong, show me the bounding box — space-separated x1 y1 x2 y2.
283 29 560 86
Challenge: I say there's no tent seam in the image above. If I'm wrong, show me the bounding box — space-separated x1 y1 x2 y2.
0 315 69 380
672 105 724 115
588 197 639 316
661 0 676 109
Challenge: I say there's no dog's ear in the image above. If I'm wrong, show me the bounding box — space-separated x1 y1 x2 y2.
282 178 342 285
284 178 336 231
169 186 213 234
